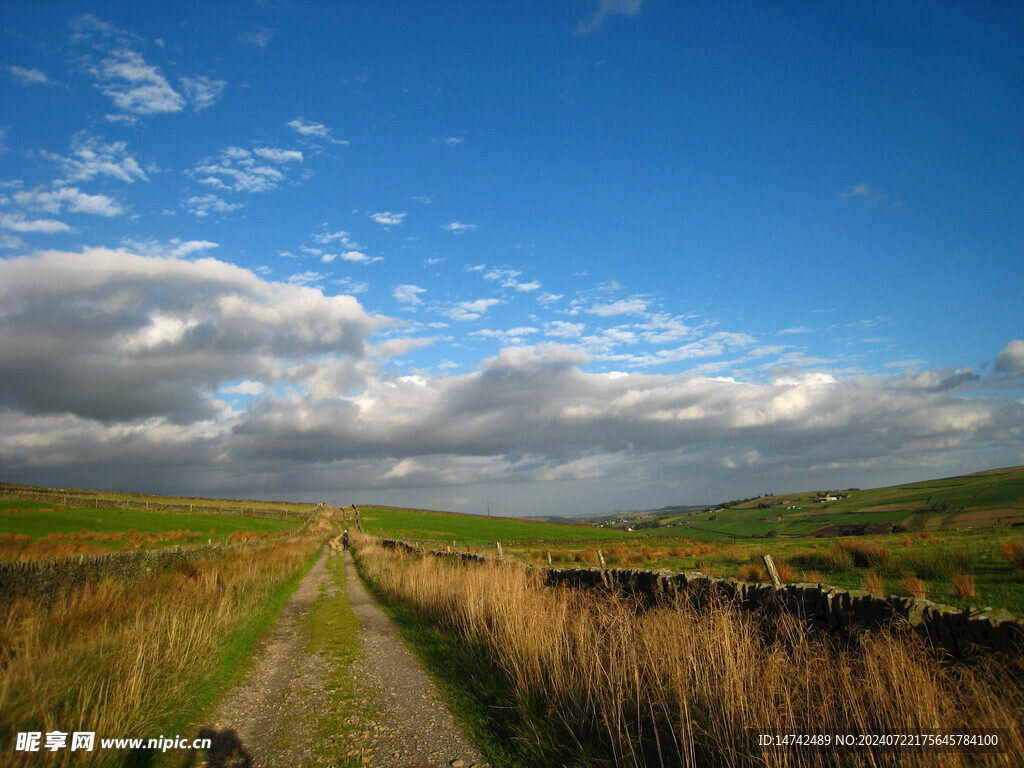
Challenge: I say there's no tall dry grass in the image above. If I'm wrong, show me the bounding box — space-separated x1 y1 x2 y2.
0 517 332 767
354 535 1024 768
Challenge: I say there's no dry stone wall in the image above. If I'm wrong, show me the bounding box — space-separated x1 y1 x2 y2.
0 511 317 604
379 539 1024 657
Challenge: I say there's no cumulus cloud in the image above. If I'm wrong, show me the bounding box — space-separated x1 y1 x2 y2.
179 75 227 111
483 267 541 292
0 248 389 423
443 221 476 233
217 343 1021 490
370 211 407 226
88 48 185 114
45 134 149 184
184 194 243 218
473 327 539 345
287 118 348 145
322 250 379 265
892 367 980 393
393 284 426 307
446 298 503 321
13 186 122 217
0 213 71 233
587 296 649 316
996 340 1024 376
1 287 1021 510
544 320 585 338
254 147 303 163
189 146 293 193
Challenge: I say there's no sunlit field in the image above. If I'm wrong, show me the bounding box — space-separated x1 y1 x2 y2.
0 515 333 767
353 534 1024 768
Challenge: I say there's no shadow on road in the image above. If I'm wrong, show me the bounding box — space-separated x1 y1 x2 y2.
179 727 252 768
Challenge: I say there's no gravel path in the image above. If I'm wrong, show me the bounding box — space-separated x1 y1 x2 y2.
344 549 488 768
184 543 488 768
184 546 337 767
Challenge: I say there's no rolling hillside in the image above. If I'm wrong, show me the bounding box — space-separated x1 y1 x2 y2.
657 466 1024 539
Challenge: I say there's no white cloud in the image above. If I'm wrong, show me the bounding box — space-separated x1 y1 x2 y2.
370 211 407 226
322 250 380 264
483 267 542 292
190 146 295 193
184 194 243 218
445 137 464 146
393 284 426 307
46 134 149 184
446 298 503 321
254 147 303 163
996 340 1024 376
314 230 353 244
89 48 185 114
0 233 26 250
8 66 54 86
587 296 649 316
120 238 219 259
544 321 585 339
443 221 476 233
0 247 389 422
179 75 227 111
287 270 324 287
576 0 643 35
0 271 1021 513
538 292 564 306
220 380 267 396
0 213 71 233
13 187 122 217
287 117 348 145
367 337 438 358
473 327 538 344
334 277 369 295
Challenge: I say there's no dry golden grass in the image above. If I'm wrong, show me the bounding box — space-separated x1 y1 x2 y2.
899 574 928 599
800 570 825 584
951 573 977 598
864 570 886 596
0 527 276 559
1001 542 1024 571
737 563 762 582
0 516 332 767
354 535 1024 767
774 560 796 582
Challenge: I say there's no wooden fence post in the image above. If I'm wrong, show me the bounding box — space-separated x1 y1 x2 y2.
762 554 782 587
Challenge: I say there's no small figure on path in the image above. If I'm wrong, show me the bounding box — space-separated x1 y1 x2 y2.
342 529 349 551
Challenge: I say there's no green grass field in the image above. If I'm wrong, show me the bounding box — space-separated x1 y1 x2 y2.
357 499 1024 614
0 498 302 558
358 505 624 546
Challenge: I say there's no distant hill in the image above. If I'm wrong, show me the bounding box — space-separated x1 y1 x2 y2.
649 466 1024 539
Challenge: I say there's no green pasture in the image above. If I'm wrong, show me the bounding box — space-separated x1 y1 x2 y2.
0 499 299 544
507 526 1024 614
358 505 624 546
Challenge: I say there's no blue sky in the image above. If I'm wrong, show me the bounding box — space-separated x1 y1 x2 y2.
1 1 1021 515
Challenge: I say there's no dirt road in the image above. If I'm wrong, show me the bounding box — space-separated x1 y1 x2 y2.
185 545 487 768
